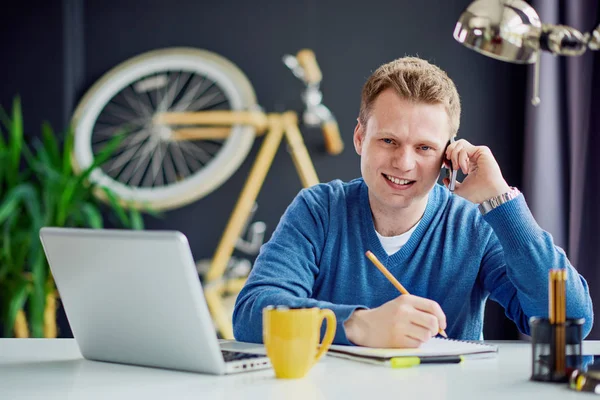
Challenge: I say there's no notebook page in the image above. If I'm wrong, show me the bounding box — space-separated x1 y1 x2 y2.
329 337 498 359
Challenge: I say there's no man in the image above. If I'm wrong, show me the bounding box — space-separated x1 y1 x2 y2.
232 57 593 348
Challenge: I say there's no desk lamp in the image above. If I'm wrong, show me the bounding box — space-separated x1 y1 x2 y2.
453 0 600 105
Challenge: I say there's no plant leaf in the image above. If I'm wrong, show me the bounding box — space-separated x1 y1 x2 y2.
100 187 130 227
62 126 75 176
3 279 29 337
0 184 36 225
41 122 61 168
80 203 103 229
9 97 23 183
0 101 13 132
56 179 77 226
129 208 144 230
27 252 46 338
0 124 7 150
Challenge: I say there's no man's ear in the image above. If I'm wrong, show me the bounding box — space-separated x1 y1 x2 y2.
354 119 365 155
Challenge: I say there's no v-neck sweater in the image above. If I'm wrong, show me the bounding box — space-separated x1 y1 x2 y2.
232 178 593 345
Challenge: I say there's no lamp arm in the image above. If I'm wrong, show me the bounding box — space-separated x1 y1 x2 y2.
541 23 600 55
589 24 600 50
529 23 599 106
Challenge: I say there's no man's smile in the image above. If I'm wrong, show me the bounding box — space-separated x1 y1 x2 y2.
382 173 416 188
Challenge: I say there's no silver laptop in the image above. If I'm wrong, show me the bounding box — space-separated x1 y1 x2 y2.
39 227 270 375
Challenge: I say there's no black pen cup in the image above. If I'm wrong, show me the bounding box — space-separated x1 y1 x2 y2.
530 317 584 382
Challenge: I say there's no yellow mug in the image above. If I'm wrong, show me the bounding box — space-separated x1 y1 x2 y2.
263 306 336 379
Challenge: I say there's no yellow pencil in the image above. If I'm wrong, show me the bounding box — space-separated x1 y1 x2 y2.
365 250 448 338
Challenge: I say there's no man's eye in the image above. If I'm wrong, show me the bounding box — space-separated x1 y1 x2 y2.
382 138 394 144
419 145 431 151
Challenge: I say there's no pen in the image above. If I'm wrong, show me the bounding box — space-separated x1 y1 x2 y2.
390 355 464 368
365 250 448 338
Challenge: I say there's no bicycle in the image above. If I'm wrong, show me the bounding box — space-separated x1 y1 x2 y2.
70 47 343 339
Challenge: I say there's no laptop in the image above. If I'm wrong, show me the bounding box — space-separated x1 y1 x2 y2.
39 227 271 375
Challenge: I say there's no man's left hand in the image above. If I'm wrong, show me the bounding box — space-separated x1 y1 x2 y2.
443 139 511 204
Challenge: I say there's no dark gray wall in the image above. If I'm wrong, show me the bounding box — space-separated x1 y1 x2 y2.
2 2 66 133
2 0 527 339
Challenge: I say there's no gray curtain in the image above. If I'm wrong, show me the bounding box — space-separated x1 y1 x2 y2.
525 0 600 338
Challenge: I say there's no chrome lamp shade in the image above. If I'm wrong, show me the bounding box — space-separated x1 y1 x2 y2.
453 0 542 64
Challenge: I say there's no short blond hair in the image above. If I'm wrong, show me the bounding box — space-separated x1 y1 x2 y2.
358 57 461 138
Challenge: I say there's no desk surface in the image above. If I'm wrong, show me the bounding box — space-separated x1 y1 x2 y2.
1 339 597 399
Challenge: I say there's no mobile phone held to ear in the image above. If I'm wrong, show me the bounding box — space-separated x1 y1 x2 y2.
445 138 457 193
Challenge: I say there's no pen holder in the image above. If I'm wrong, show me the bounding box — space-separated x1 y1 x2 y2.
530 317 584 382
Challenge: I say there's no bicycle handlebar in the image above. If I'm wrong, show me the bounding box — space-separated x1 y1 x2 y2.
293 48 343 155
296 49 323 84
321 119 344 155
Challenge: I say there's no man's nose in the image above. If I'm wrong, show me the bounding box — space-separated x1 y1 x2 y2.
391 147 416 171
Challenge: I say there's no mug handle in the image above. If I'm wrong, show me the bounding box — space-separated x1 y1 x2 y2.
313 308 337 363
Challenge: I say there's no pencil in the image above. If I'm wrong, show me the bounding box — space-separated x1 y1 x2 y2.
365 250 448 338
549 269 567 374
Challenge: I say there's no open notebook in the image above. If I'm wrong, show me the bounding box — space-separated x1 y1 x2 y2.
328 337 498 361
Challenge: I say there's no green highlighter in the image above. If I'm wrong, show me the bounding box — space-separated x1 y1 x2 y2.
390 355 464 368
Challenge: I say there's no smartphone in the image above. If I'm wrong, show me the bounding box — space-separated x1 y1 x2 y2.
445 138 457 192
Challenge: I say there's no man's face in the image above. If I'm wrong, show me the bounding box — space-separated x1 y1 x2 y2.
354 88 450 216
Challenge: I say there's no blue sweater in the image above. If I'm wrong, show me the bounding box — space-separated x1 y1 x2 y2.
233 178 593 344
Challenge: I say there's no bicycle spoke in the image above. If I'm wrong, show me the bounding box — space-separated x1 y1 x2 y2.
120 139 158 187
152 72 166 112
114 139 157 175
183 78 217 110
92 125 146 146
104 142 148 181
169 71 194 110
147 141 166 187
169 141 192 180
141 81 158 114
158 71 183 112
172 74 209 111
162 145 179 184
94 116 147 137
107 126 150 150
100 130 152 174
101 100 145 123
198 97 229 111
123 85 153 118
187 84 227 111
177 141 215 165
92 130 145 157
178 142 203 171
130 154 154 188
197 139 223 154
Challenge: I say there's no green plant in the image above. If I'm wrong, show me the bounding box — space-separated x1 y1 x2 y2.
0 96 154 338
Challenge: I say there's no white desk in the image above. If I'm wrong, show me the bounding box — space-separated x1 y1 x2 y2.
1 339 597 399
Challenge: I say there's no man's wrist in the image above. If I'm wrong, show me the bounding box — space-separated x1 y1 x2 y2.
488 181 511 199
344 309 368 345
479 186 521 215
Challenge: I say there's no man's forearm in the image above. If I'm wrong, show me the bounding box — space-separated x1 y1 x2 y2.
482 196 594 336
233 286 365 345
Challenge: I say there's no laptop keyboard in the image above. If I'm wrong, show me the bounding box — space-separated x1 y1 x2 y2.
221 350 264 362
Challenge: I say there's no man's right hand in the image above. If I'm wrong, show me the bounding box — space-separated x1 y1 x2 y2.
343 294 447 348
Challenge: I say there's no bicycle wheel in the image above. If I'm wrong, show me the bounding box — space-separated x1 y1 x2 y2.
71 48 258 210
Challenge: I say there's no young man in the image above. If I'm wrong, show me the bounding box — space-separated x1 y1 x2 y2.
232 57 593 348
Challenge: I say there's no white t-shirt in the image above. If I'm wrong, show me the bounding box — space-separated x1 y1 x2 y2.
376 221 420 256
